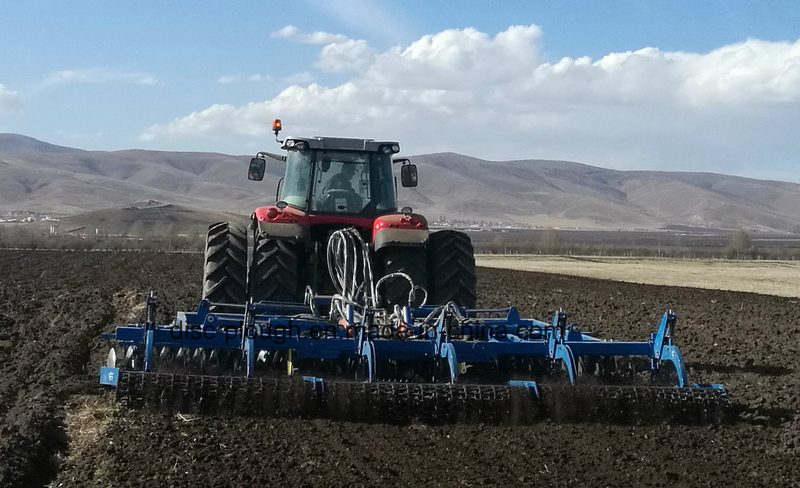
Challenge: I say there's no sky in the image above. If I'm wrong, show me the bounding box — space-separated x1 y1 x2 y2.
1 0 800 181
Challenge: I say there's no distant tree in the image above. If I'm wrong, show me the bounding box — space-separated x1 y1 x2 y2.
490 234 507 254
538 228 563 255
724 228 751 259
0 226 15 248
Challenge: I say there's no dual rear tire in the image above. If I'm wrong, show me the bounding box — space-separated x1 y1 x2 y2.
379 230 477 309
426 230 477 308
249 236 303 303
380 246 429 308
202 222 303 305
202 223 476 309
202 222 248 304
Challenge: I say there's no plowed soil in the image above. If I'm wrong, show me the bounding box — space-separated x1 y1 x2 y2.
0 250 798 487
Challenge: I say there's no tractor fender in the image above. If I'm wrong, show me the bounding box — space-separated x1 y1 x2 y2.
253 206 309 240
373 213 429 251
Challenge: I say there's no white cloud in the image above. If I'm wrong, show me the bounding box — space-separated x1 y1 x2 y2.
271 25 298 39
317 39 373 72
271 25 349 45
362 25 543 90
217 73 273 84
140 103 266 141
42 68 160 87
140 25 800 180
0 84 22 113
680 39 800 105
271 25 373 74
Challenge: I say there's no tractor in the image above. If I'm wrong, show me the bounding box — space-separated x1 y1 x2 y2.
202 119 476 310
100 120 728 424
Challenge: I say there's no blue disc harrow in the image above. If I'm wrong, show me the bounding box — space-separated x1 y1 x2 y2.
100 293 728 424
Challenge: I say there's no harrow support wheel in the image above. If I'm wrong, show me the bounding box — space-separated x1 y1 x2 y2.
202 222 248 305
427 230 477 308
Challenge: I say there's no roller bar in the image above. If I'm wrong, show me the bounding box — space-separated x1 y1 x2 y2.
116 372 729 425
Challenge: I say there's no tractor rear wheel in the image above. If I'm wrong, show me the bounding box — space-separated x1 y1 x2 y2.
249 235 304 303
379 246 429 308
427 230 477 308
202 222 248 304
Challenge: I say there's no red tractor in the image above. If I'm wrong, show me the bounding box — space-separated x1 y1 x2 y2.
202 120 476 310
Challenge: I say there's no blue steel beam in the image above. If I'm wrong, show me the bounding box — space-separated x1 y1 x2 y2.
103 297 698 387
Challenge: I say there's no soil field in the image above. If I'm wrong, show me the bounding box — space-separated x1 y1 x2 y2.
0 250 798 487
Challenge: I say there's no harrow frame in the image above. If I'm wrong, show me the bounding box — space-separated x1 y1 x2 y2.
100 295 723 396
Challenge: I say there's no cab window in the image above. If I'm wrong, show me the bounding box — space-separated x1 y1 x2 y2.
309 151 370 214
280 150 313 209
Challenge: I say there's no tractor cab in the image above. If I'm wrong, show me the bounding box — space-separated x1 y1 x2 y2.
244 120 463 307
280 140 398 216
248 129 416 218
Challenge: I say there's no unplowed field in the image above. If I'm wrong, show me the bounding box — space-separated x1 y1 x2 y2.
0 251 797 487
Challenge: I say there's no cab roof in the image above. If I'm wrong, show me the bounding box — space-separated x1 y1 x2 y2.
282 136 399 152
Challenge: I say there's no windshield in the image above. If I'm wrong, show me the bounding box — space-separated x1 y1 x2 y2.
308 151 397 215
279 149 397 214
372 152 397 212
280 150 313 208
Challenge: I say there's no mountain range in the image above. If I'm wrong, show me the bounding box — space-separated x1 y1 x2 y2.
2 133 799 232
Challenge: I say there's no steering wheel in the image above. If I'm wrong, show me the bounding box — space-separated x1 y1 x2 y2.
322 189 363 212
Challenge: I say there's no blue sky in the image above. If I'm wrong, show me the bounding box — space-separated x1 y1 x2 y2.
1 1 799 181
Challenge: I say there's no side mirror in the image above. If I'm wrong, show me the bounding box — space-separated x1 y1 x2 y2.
400 164 418 187
248 157 266 181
